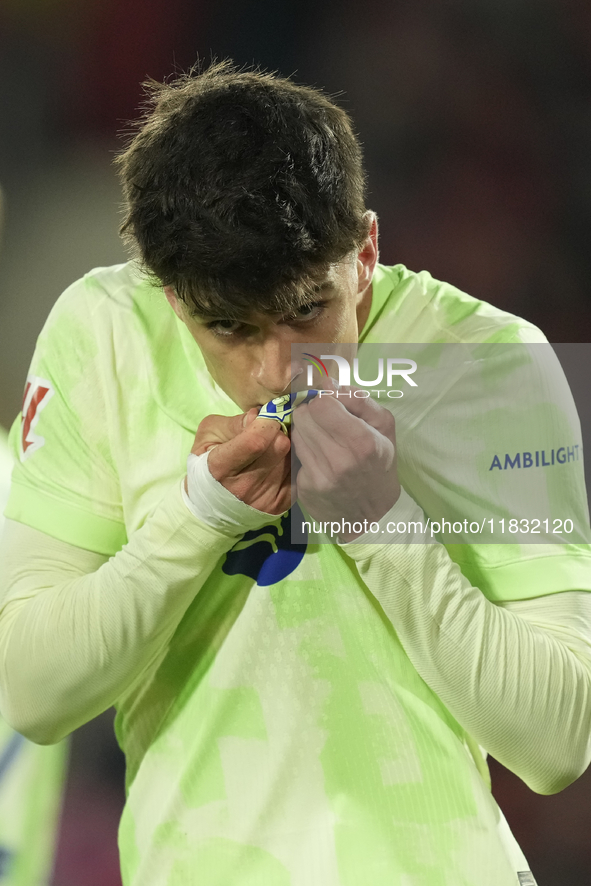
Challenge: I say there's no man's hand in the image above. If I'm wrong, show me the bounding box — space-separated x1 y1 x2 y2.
190 408 260 454
187 410 292 515
292 387 400 540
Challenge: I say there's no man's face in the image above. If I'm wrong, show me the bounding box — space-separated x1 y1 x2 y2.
165 216 378 412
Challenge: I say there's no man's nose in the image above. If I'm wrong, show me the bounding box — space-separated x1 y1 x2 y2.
252 337 303 395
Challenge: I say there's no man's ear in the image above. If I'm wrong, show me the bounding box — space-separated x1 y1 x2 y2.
164 286 184 321
356 211 379 293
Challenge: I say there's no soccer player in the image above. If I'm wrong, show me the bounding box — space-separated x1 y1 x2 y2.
1 62 591 886
0 426 67 886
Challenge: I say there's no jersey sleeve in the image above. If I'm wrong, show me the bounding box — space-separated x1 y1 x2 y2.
397 340 591 603
339 500 591 795
4 276 127 555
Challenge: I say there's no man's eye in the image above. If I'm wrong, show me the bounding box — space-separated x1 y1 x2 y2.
285 302 325 323
208 319 244 337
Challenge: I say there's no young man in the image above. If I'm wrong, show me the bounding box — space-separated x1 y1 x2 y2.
1 62 591 886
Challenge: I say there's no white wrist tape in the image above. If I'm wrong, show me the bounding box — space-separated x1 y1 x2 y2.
181 451 281 535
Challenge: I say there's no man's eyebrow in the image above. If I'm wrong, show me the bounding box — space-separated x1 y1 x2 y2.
188 282 336 320
188 307 234 321
310 280 336 293
297 281 336 301
189 309 216 319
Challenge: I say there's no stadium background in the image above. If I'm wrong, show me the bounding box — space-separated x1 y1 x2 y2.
1 1 591 883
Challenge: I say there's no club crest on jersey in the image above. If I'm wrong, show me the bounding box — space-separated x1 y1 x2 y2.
223 504 307 585
20 376 54 461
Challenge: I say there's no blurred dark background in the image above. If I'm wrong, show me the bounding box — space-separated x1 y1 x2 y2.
1 1 591 883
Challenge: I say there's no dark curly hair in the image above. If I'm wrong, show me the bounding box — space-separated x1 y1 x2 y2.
116 61 369 319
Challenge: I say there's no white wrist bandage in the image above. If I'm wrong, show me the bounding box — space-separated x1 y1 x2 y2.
181 451 281 535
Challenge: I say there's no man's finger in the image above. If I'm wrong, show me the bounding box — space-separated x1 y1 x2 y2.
293 397 395 479
192 408 258 455
337 389 396 443
306 389 397 448
209 419 290 478
291 423 335 486
298 396 375 448
292 405 352 476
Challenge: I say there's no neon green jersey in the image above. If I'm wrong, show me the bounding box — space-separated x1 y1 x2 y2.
0 428 67 886
5 263 591 885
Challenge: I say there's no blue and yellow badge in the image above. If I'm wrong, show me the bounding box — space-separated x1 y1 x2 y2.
256 390 319 433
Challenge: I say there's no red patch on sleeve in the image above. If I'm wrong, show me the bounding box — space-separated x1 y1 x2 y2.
20 377 54 460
